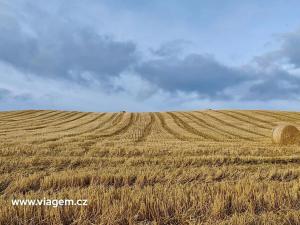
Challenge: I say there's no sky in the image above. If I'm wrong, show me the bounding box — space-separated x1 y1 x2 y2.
1 0 300 112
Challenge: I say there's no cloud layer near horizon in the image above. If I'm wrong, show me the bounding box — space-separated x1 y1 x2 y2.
1 0 300 111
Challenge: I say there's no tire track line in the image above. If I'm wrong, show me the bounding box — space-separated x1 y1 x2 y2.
0 111 79 133
226 111 275 128
0 110 57 124
0 110 41 121
0 111 74 129
182 112 248 140
135 112 155 142
168 112 220 141
0 112 72 135
91 112 125 135
285 111 300 120
0 111 25 119
36 113 104 134
31 113 119 144
255 110 299 122
32 112 91 129
156 113 191 141
212 111 269 137
60 112 124 141
274 111 300 121
64 112 127 145
232 111 277 126
217 111 271 130
69 113 135 152
95 113 135 138
57 113 106 133
27 113 119 144
199 111 262 139
23 112 89 131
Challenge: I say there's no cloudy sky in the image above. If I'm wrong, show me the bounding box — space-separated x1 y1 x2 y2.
1 0 300 112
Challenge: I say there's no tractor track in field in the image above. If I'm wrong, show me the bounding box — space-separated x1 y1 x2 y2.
87 112 127 135
0 111 77 133
111 112 124 126
59 112 128 143
24 112 91 131
22 111 76 124
254 110 300 122
70 113 136 152
0 110 39 121
135 113 155 142
0 111 40 125
1 110 287 145
28 113 120 144
211 111 269 137
156 113 191 141
167 112 220 141
285 112 300 120
0 111 75 127
42 113 106 134
216 111 271 131
228 111 276 127
98 113 136 138
0 111 25 120
0 112 83 133
0 110 57 124
182 112 243 140
61 113 120 135
198 111 260 140
81 113 136 149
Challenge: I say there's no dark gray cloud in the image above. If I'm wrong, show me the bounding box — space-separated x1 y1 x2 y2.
141 29 300 101
254 30 300 69
0 11 137 83
0 88 31 101
150 40 191 57
281 30 300 67
0 3 254 100
0 88 11 100
138 42 300 101
1 0 300 110
136 54 251 99
244 69 300 101
245 29 300 101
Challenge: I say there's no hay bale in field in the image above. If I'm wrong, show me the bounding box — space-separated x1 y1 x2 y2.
272 124 300 145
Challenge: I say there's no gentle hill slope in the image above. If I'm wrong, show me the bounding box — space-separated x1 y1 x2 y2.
1 110 300 224
1 109 300 144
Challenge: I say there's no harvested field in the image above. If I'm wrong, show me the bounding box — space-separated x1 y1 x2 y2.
1 109 300 224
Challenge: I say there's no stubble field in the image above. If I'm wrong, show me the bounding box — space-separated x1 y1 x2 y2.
0 109 300 225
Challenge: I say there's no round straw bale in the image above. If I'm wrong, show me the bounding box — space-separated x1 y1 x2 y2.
272 124 300 145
